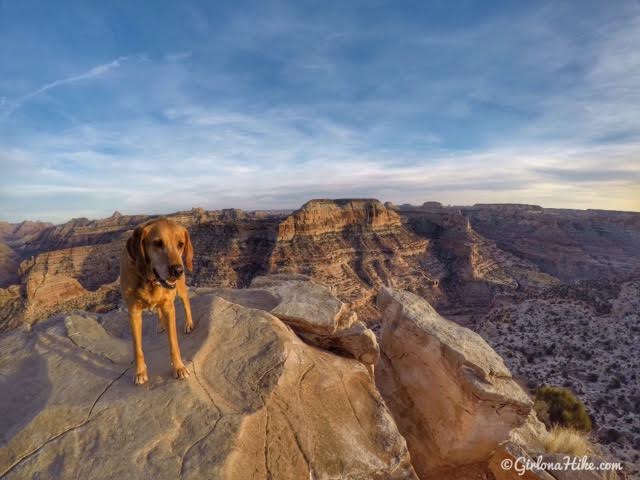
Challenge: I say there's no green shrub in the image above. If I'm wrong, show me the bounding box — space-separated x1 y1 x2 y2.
534 385 592 432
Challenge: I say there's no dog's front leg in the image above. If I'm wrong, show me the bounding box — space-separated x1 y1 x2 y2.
159 302 190 380
178 284 194 333
129 306 148 385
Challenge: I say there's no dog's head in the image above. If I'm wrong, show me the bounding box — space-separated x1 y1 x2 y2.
126 218 193 289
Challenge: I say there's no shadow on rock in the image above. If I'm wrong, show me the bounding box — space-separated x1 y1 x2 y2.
0 353 50 447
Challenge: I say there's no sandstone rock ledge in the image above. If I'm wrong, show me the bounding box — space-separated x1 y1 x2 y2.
2 275 615 480
0 294 415 480
194 274 380 367
376 287 537 479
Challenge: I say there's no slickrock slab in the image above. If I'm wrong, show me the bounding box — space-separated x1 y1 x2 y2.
376 287 533 478
0 294 416 480
0 323 125 477
249 273 356 334
64 314 130 364
201 274 380 366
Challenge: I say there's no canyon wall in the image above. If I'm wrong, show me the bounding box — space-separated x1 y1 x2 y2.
2 199 639 332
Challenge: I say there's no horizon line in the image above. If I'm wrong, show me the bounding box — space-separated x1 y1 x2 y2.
2 198 639 226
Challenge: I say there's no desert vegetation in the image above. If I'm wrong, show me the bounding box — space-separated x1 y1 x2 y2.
534 385 592 432
479 280 640 473
543 426 595 456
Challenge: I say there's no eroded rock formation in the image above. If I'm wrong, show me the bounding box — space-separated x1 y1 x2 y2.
462 204 640 282
1 274 627 479
375 287 535 478
4 199 640 334
1 199 638 475
193 274 380 367
269 199 435 309
0 292 416 480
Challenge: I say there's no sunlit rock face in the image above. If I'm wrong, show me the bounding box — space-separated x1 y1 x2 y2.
1 274 630 479
375 287 533 478
0 292 416 480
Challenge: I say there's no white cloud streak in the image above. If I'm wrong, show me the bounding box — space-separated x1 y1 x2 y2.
3 56 135 115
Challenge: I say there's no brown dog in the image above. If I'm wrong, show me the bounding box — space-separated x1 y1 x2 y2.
120 218 194 385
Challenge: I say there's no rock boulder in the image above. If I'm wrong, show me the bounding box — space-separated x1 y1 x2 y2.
198 274 380 367
0 294 416 480
375 287 533 478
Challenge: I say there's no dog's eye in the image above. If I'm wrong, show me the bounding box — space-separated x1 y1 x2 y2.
178 241 185 249
153 239 164 248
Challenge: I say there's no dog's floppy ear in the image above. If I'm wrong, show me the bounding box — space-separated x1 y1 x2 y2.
183 228 194 272
127 224 148 270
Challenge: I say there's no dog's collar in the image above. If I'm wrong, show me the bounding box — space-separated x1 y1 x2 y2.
147 278 176 290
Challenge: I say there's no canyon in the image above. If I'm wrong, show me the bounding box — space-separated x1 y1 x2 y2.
1 199 639 476
0 275 599 479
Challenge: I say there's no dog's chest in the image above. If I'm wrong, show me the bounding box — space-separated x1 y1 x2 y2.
138 284 176 309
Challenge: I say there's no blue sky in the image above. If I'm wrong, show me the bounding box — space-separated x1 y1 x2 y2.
1 0 639 222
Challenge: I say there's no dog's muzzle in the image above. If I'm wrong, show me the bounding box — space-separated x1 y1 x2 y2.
153 268 177 289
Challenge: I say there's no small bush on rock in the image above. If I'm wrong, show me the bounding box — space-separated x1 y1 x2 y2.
534 385 592 432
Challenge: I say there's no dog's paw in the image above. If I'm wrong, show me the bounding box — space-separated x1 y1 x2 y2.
173 365 190 380
134 370 149 385
184 322 194 334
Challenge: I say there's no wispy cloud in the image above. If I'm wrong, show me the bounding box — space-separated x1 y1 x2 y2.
165 51 192 62
2 55 137 116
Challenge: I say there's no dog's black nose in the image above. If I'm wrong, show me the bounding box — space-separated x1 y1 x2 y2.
169 264 184 277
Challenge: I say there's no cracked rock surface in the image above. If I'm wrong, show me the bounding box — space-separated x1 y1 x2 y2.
194 274 380 366
0 294 416 480
376 287 534 479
